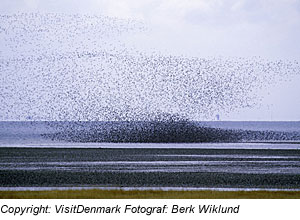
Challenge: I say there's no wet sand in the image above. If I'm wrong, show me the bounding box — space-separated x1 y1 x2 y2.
1 147 300 189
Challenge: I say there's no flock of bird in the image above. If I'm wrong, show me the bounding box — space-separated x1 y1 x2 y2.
0 13 299 122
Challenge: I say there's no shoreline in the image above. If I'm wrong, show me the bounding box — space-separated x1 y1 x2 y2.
1 142 300 149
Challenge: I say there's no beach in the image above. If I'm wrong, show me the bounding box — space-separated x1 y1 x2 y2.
1 146 300 198
1 121 300 198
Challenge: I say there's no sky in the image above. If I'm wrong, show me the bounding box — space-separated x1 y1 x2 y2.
2 0 300 59
0 0 300 121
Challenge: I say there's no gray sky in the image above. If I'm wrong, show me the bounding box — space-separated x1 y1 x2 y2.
1 0 300 121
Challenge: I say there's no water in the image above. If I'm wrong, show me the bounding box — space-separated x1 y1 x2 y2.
0 121 300 190
200 121 300 132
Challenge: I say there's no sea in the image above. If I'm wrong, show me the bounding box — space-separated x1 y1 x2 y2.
1 121 300 191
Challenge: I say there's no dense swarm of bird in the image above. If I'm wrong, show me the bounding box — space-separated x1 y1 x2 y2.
43 120 300 143
0 13 299 123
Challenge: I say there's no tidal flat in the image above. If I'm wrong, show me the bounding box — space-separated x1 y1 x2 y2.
1 147 300 194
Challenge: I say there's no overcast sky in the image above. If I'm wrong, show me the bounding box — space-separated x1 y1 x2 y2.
1 0 300 120
2 0 300 59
